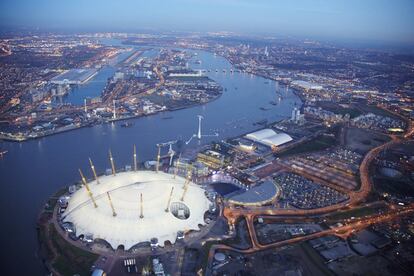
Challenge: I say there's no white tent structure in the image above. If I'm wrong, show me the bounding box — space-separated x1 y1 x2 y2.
63 171 210 249
245 128 292 147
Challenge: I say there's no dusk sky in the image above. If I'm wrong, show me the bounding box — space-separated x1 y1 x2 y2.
1 0 413 44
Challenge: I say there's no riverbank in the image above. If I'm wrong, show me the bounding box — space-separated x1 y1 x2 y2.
0 91 224 142
0 43 301 275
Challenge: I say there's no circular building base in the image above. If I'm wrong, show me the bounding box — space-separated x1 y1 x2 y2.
62 171 211 249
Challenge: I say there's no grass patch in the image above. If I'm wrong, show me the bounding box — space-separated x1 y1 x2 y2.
300 242 335 276
374 177 414 197
325 203 387 221
48 224 98 276
277 135 337 157
200 240 221 272
222 218 252 250
356 104 399 119
37 223 54 260
44 187 68 212
318 102 362 118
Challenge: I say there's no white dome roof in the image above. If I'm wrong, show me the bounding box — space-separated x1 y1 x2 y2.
245 128 292 147
63 171 210 249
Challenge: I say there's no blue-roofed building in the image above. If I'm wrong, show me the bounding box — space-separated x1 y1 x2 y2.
227 180 280 206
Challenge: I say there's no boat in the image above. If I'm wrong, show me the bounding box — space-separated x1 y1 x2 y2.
120 122 134 128
259 107 271 111
253 119 268 126
161 116 173 120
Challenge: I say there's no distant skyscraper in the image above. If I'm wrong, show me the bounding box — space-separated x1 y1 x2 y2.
291 107 298 122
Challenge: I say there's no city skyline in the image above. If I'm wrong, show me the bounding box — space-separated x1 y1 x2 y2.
1 0 414 46
1 2 414 275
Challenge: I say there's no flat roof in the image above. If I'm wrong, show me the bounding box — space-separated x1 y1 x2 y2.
51 68 97 83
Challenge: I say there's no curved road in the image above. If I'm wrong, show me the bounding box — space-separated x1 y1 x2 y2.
206 122 414 275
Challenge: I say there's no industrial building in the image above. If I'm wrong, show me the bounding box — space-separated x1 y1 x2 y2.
245 128 293 148
197 150 226 169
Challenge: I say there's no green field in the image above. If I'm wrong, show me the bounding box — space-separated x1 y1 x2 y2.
47 224 98 276
277 135 337 157
325 202 387 221
318 102 362 118
356 104 400 120
300 242 335 276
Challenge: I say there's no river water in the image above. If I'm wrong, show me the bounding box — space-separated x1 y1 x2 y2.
0 40 300 275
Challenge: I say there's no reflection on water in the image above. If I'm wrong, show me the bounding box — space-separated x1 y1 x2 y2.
0 42 301 275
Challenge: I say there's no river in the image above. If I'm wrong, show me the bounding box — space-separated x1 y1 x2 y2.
0 40 300 275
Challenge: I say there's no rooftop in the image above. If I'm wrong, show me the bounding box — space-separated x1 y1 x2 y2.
62 171 210 249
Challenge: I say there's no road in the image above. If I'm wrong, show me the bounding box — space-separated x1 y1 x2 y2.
205 204 414 275
205 121 414 275
223 119 414 224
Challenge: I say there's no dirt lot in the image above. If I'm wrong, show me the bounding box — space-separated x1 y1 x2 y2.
344 127 390 154
328 254 407 276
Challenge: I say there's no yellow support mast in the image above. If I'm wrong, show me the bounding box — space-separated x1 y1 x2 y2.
181 165 192 202
89 157 99 184
133 144 138 171
106 192 117 217
109 149 116 176
173 154 181 179
165 186 174 212
140 193 144 219
156 145 161 173
79 169 98 208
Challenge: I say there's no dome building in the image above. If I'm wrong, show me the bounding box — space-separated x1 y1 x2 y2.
62 170 211 249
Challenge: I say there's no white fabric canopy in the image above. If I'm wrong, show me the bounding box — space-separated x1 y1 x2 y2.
245 128 292 147
63 171 210 249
